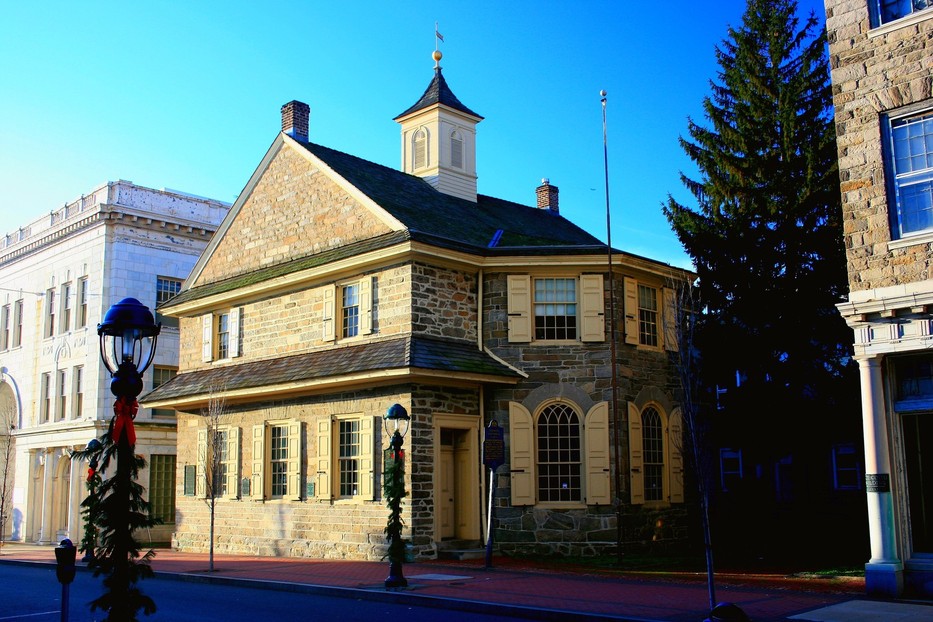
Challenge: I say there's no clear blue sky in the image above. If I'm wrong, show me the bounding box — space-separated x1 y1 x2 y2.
0 0 828 270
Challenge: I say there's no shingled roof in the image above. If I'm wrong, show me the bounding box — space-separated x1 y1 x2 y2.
141 335 522 407
394 67 483 120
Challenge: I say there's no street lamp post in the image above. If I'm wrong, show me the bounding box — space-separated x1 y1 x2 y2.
80 437 102 563
383 403 410 590
96 297 160 621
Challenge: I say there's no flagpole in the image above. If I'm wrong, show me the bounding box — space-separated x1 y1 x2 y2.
601 90 623 565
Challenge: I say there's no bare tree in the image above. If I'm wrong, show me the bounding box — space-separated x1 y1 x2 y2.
667 276 718 611
0 404 14 552
199 387 230 572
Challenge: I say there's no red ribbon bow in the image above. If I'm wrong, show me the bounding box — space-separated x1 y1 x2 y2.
112 396 138 446
87 467 96 482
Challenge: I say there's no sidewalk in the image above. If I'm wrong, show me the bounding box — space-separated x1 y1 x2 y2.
2 543 931 621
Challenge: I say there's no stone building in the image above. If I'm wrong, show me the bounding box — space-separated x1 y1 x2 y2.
0 181 228 546
825 0 933 598
146 55 694 560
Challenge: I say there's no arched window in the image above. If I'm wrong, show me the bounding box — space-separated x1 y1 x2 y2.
450 130 463 169
413 129 427 170
642 407 664 502
536 403 582 503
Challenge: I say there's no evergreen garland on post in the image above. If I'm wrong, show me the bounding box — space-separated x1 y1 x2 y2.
79 455 102 562
383 447 408 565
73 410 157 621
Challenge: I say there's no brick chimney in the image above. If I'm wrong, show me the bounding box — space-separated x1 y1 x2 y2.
281 100 310 141
536 179 559 214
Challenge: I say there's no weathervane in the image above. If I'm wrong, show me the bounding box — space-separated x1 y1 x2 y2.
434 22 444 68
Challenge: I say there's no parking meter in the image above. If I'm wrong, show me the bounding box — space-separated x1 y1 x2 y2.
55 538 77 585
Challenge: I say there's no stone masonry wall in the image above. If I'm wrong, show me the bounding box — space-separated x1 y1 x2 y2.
197 145 393 285
825 0 933 291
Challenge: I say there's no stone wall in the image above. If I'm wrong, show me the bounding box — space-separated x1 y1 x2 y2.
825 0 933 291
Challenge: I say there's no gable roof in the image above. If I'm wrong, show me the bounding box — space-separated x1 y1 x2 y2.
394 67 483 121
141 335 522 409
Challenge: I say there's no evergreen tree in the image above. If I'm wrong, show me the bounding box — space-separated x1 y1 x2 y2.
663 0 853 418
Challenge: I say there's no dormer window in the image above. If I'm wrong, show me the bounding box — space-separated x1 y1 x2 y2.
450 130 463 169
413 129 427 170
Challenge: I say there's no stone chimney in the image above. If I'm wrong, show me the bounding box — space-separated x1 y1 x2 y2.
281 100 310 141
536 179 559 214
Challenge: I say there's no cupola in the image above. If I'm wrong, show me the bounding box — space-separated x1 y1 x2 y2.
394 50 483 202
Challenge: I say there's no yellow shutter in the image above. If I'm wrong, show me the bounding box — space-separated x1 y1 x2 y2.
197 429 207 498
322 285 336 342
669 408 684 503
584 402 611 505
226 426 240 499
229 307 241 358
580 274 606 342
507 275 532 343
359 416 375 499
316 417 332 500
201 315 213 362
251 424 264 500
623 278 638 345
360 277 373 336
286 421 301 501
663 287 679 352
627 402 644 505
508 402 535 505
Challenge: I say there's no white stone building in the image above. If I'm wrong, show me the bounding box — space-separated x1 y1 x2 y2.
0 181 228 546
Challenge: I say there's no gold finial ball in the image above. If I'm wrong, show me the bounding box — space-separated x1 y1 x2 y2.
433 50 443 63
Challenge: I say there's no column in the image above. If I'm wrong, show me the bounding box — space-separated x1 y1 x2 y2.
857 355 903 597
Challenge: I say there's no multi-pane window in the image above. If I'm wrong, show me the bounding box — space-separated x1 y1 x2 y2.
536 403 582 503
720 448 743 492
642 407 664 502
61 282 72 332
216 312 230 359
338 419 361 497
56 370 67 420
151 366 177 418
77 277 89 328
877 0 931 25
342 284 360 338
73 366 84 419
0 305 9 351
890 111 933 237
156 277 182 329
40 373 52 423
45 288 56 337
638 285 659 347
215 429 230 496
149 454 177 524
13 300 23 347
534 278 577 340
270 424 289 497
832 443 862 491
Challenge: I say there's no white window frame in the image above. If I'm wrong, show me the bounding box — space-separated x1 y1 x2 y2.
149 454 177 524
322 278 373 343
627 402 685 506
40 372 51 423
45 288 56 338
156 276 182 329
506 274 605 344
871 0 933 28
60 282 72 333
250 419 301 501
314 415 377 502
886 106 933 239
623 278 678 352
0 304 9 351
197 425 240 500
56 369 67 421
201 308 240 362
720 448 743 492
413 127 428 170
151 366 177 418
12 299 23 347
832 443 863 491
72 366 84 419
77 277 89 328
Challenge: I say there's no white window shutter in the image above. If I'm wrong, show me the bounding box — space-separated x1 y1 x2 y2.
285 421 301 501
628 401 644 505
251 424 264 500
359 416 375 499
229 307 241 358
508 402 535 505
507 275 532 343
669 408 684 503
201 315 213 362
197 429 207 499
663 287 679 352
623 278 638 345
360 277 373 336
316 417 332 500
226 427 240 499
584 402 611 504
322 285 336 342
580 274 606 342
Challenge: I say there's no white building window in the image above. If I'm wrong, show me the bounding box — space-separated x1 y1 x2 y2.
875 0 932 26
536 403 582 503
13 300 23 347
60 282 72 333
506 274 605 343
720 448 743 491
40 373 51 423
201 309 240 362
77 277 89 328
73 366 84 419
413 128 427 169
45 288 56 338
149 454 176 524
250 420 301 501
314 415 376 501
627 402 685 506
156 277 182 329
322 279 372 342
0 305 9 351
450 130 464 169
888 109 933 237
56 370 67 421
832 443 862 491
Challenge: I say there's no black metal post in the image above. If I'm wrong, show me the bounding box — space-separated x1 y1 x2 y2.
384 429 408 589
55 539 76 622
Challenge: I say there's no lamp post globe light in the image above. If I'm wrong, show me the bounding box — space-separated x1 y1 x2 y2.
383 403 410 589
93 297 160 621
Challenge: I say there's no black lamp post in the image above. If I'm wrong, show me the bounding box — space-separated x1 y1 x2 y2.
81 437 102 563
383 403 410 590
97 297 160 621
